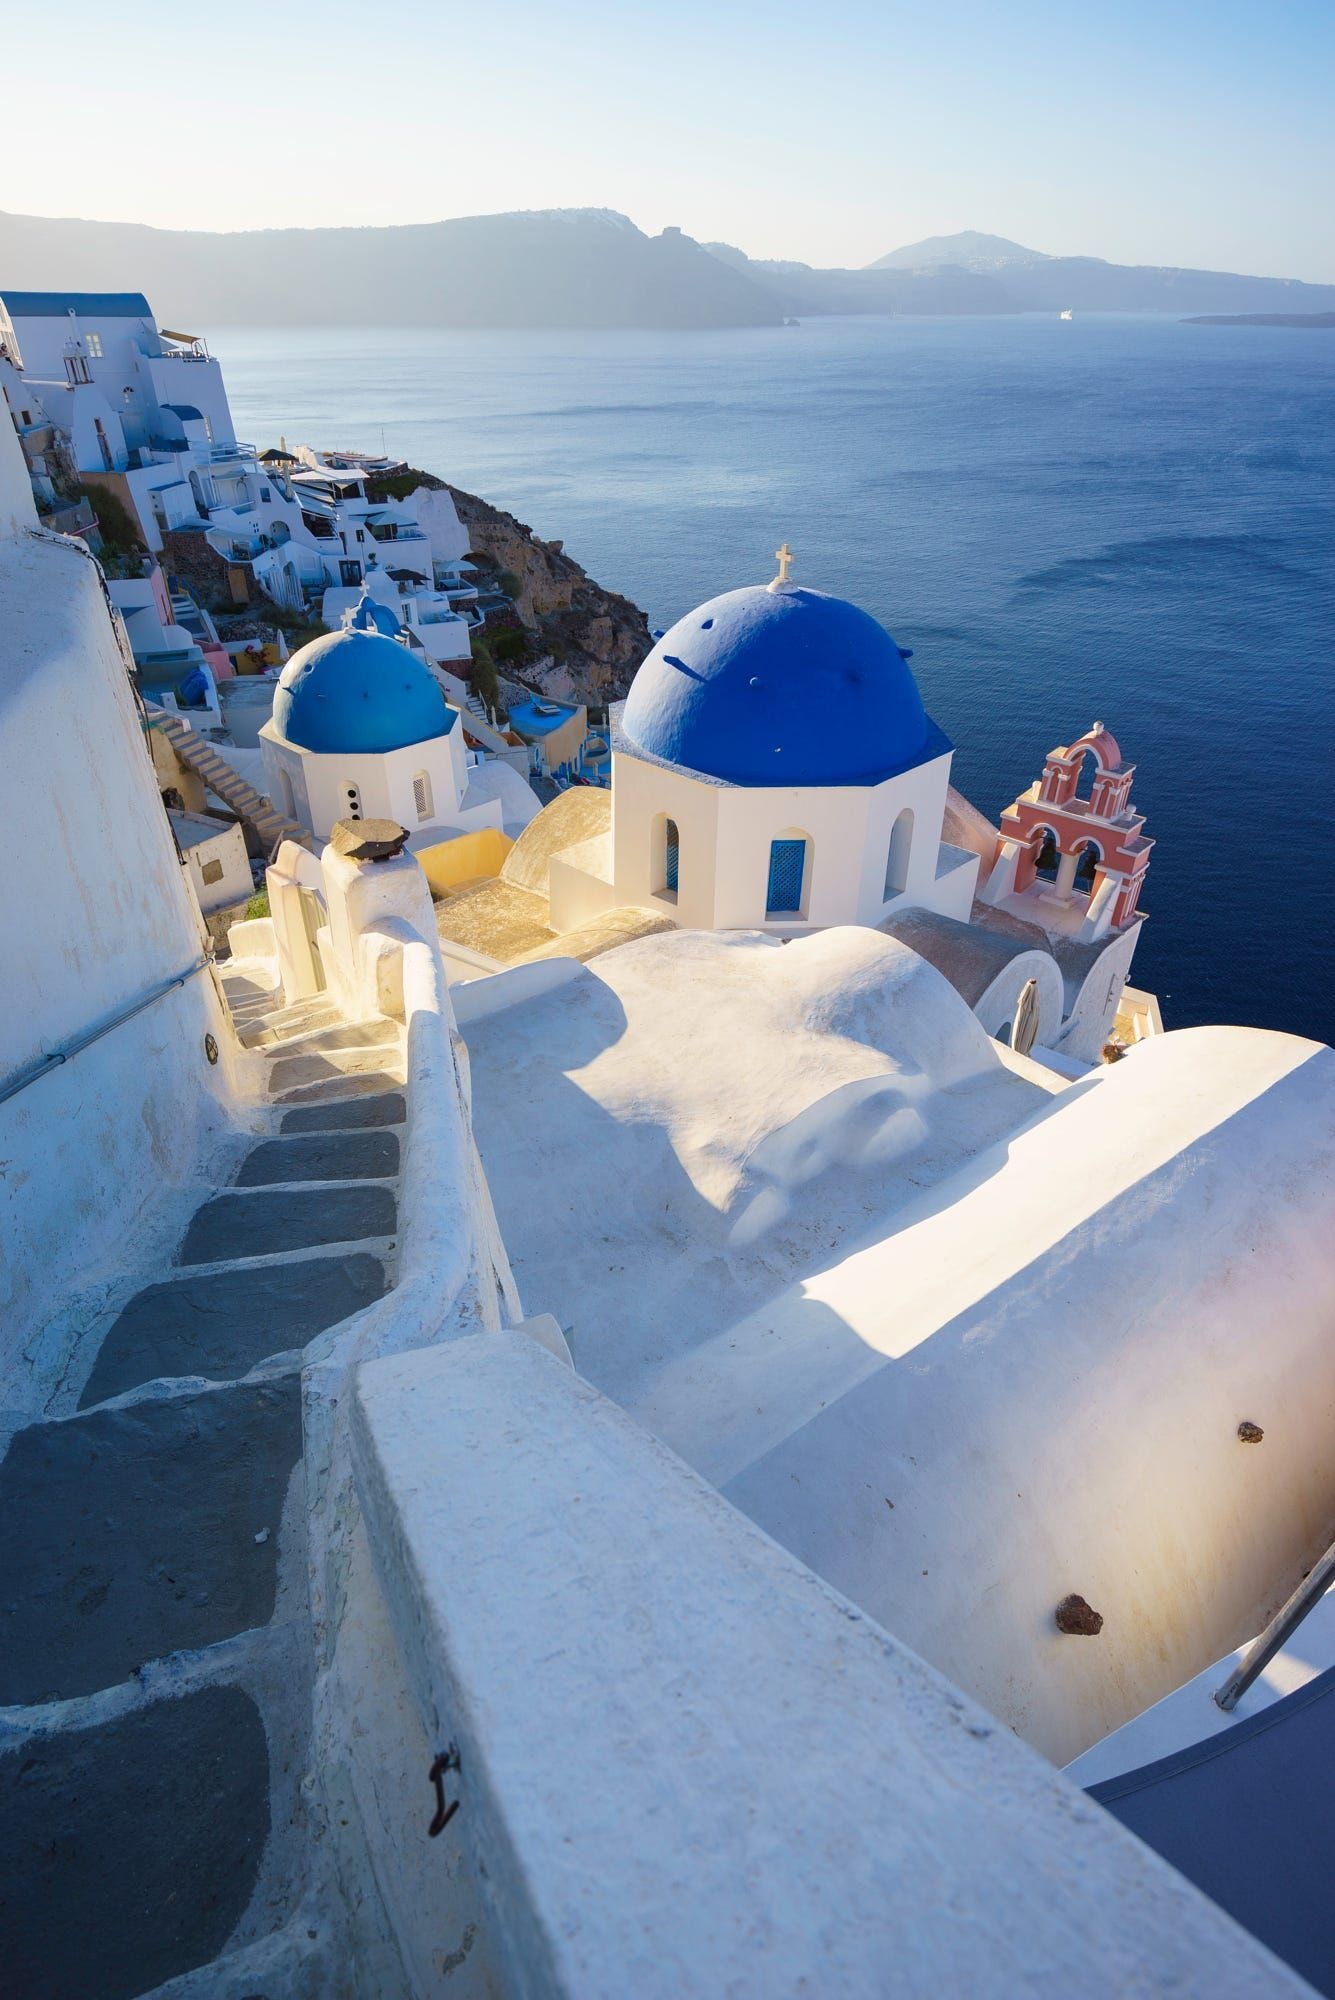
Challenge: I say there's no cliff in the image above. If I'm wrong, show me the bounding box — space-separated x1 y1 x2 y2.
409 475 651 706
0 207 781 331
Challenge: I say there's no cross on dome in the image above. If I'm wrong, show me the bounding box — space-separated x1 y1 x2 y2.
770 542 795 591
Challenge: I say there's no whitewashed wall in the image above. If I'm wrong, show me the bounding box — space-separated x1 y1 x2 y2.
260 721 490 844
607 745 977 932
0 427 232 1373
346 1331 1304 1998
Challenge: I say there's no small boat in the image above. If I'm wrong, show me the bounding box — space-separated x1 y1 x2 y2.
1060 309 1074 321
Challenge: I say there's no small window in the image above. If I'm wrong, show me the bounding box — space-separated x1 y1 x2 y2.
412 771 434 822
664 818 679 893
85 332 103 358
203 415 213 442
883 807 914 900
343 782 363 820
64 355 92 385
20 409 32 426
767 837 807 916
355 528 365 543
259 485 271 502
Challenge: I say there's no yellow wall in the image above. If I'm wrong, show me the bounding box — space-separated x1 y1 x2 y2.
418 826 513 897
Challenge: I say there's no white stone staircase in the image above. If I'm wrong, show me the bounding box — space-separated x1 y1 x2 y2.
146 705 312 857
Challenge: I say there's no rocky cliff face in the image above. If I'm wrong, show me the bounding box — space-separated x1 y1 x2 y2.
441 481 652 706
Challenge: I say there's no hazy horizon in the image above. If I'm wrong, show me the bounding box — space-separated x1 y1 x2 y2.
7 0 1334 285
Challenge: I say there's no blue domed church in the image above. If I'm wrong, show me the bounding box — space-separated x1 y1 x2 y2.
599 557 979 931
260 597 505 845
431 553 1150 1065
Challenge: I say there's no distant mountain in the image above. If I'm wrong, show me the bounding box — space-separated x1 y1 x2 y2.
4 207 1332 329
854 230 1335 315
870 232 1048 272
1183 311 1335 328
699 244 1012 318
703 232 1335 319
0 208 781 330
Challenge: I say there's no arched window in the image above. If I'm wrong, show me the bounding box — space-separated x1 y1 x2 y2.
342 781 363 821
1032 827 1060 883
412 770 434 822
652 813 680 897
884 807 914 899
1073 747 1100 800
277 766 296 818
767 833 810 917
1074 840 1101 895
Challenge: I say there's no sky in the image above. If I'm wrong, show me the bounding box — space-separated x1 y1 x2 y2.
4 0 1333 280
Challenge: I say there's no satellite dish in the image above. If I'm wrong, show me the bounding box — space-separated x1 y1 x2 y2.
1012 977 1041 1057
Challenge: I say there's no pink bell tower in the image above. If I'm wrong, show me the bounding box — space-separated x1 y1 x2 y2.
984 724 1152 939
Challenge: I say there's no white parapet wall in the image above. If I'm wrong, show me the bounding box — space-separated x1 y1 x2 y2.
346 1332 1304 1998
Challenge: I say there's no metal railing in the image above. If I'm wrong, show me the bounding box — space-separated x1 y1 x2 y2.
0 955 214 1107
1215 1536 1335 1712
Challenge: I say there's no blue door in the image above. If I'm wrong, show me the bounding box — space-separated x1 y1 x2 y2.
767 838 806 915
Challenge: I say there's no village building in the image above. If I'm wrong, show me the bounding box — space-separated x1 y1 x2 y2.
259 598 518 845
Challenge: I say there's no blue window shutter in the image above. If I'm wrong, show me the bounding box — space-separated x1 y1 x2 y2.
665 820 679 892
767 838 806 914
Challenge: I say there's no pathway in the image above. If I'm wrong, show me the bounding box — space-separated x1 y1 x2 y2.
0 973 406 2000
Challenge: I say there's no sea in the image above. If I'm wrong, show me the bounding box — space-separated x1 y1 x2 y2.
214 314 1335 1043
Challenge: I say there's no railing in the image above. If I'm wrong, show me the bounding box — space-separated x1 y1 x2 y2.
1216 1536 1335 1712
0 955 213 1107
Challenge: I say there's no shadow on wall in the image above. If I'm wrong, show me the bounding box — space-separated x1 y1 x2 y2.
713 1042 1335 1766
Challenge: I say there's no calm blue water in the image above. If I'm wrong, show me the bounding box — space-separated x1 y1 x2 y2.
214 316 1334 1043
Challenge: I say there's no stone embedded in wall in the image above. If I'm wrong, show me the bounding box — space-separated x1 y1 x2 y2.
1055 1594 1104 1636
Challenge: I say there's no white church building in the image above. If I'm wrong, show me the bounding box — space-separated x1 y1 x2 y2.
473 551 1147 1064
599 552 979 930
260 598 506 844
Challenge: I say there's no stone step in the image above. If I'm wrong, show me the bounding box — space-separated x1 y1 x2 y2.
260 1016 400 1062
236 1002 339 1050
235 1130 400 1188
280 1090 406 1134
178 1183 396 1265
0 1380 301 1706
0 1685 270 2000
78 1253 387 1409
265 1056 401 1104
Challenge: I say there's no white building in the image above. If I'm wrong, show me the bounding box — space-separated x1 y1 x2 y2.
169 809 253 913
0 294 479 664
604 569 977 929
259 599 506 844
496 558 1139 1061
0 290 245 552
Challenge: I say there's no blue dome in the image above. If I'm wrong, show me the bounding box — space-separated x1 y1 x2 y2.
272 623 453 755
620 584 941 787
